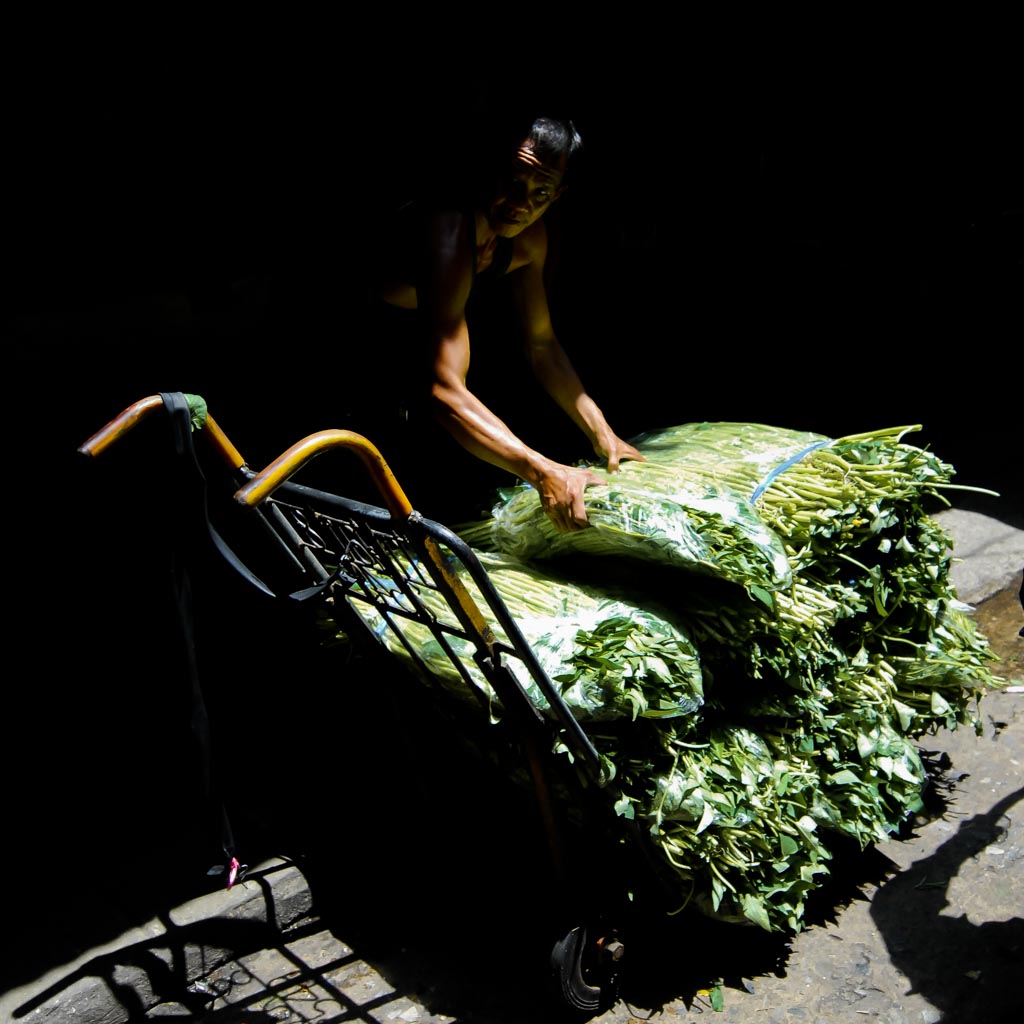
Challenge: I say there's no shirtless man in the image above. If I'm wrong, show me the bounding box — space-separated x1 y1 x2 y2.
378 115 644 532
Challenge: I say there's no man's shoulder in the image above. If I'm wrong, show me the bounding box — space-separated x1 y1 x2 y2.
393 201 476 244
389 198 471 227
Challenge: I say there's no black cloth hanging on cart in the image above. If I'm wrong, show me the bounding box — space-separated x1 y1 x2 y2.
157 391 353 887
159 392 251 888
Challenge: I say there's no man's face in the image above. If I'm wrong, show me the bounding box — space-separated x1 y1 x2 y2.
486 137 566 237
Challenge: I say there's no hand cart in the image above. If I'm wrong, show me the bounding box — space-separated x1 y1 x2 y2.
78 392 678 1013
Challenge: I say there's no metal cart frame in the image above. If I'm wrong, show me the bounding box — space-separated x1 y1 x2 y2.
78 392 671 1011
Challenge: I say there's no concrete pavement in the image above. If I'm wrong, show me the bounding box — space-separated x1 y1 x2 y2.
935 508 1024 607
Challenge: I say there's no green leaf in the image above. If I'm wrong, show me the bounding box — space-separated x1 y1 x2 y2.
709 984 725 1011
696 797 717 835
741 893 773 931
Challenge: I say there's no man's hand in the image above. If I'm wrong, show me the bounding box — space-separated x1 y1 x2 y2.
593 430 647 472
537 463 606 532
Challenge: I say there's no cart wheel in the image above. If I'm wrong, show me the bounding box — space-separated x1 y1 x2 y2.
549 924 623 1014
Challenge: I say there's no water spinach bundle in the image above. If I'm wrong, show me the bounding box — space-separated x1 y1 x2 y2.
340 548 706 729
448 422 1005 932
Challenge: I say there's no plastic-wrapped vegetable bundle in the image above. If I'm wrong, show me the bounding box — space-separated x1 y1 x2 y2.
619 421 1002 778
458 427 797 599
339 549 705 728
466 422 999 737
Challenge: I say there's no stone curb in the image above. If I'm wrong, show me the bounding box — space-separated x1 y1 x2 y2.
1 858 312 1024
933 509 1023 606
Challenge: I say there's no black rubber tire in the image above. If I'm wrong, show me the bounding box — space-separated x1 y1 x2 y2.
549 924 615 1014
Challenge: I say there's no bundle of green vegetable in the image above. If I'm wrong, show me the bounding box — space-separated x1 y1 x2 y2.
458 432 795 600
446 421 1005 933
341 549 705 728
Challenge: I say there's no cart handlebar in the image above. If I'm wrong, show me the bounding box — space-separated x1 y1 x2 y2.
233 429 414 520
77 395 247 473
77 394 415 520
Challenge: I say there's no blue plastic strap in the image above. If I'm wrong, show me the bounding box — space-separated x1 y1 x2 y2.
751 440 832 502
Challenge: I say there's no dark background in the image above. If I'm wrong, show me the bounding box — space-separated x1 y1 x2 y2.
4 41 1021 992
10 52 1021 504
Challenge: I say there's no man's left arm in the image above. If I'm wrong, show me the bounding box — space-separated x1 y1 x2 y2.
511 226 645 472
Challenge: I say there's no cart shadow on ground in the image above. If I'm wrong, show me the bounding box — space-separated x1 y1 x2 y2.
7 897 291 1023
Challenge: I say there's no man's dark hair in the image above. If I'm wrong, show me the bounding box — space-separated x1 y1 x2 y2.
527 116 583 166
477 108 583 179
453 107 585 206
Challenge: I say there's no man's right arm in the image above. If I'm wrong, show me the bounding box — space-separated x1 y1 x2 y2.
419 212 603 529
